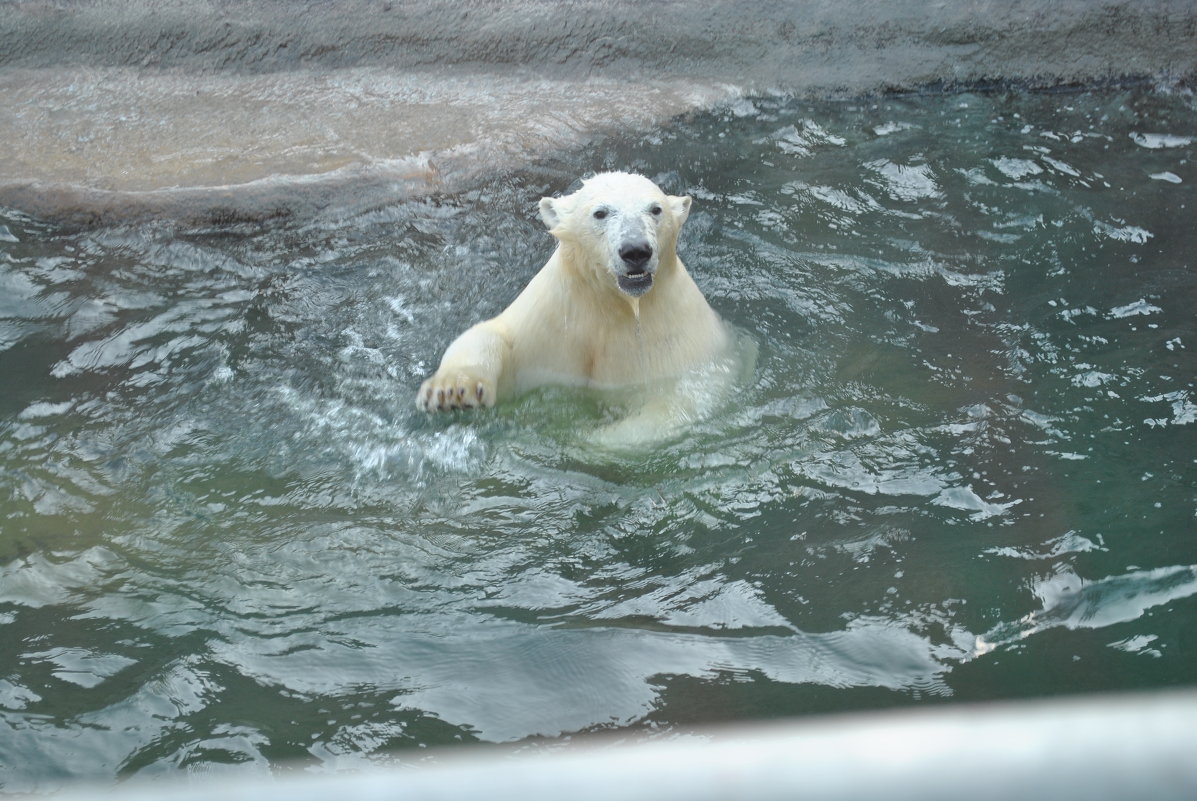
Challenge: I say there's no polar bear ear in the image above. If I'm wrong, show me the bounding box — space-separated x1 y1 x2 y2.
539 197 564 231
668 195 693 226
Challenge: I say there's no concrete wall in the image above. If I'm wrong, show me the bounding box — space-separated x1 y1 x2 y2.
2 0 1195 224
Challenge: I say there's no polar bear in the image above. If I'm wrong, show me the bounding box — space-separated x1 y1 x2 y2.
416 172 729 434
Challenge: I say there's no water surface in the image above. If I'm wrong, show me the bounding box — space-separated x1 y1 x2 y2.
2 84 1195 791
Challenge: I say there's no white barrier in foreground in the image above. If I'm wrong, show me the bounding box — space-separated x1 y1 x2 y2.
56 690 1197 801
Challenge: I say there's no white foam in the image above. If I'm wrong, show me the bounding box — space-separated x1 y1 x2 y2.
1130 132 1194 149
866 160 941 201
1108 299 1162 318
933 486 1020 520
1141 391 1197 427
1094 221 1153 244
992 157 1043 181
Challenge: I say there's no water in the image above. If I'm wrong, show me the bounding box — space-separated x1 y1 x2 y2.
2 84 1195 791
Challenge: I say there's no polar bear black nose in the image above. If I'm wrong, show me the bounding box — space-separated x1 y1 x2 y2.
619 243 653 271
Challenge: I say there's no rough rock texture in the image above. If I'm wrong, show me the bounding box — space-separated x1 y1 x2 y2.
2 0 1195 224
5 0 1195 84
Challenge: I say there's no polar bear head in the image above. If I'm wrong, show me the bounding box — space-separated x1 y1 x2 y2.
538 172 692 298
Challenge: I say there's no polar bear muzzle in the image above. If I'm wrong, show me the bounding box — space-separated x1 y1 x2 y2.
617 241 655 296
617 271 653 297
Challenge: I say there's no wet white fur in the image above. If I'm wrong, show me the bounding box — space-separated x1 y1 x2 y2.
417 172 728 419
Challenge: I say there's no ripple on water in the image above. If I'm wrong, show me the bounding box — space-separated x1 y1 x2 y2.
2 84 1197 786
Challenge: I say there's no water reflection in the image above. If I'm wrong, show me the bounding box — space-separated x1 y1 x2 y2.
2 85 1196 789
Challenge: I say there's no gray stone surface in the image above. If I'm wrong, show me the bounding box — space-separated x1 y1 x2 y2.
2 0 1195 223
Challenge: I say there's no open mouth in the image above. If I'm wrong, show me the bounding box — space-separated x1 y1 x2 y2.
617 270 653 297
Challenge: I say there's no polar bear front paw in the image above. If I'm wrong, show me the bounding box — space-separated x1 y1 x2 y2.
416 373 495 412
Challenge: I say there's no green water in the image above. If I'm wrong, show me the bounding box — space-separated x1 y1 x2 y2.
2 85 1195 791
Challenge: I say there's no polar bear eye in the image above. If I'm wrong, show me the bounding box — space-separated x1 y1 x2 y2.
593 208 608 220
650 204 663 216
